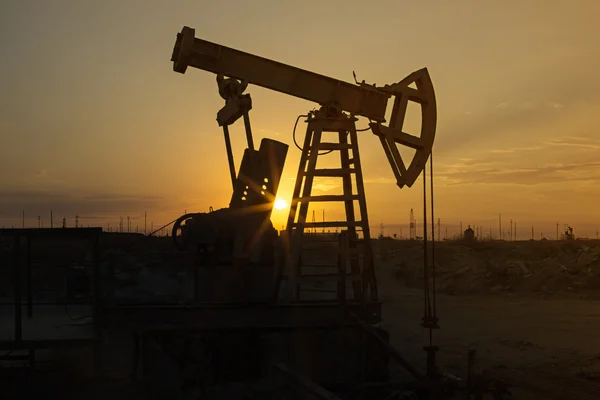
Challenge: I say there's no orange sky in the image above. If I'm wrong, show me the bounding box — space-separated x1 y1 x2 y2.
1 0 600 238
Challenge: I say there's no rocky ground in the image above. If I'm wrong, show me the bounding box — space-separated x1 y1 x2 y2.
374 238 600 399
377 238 600 298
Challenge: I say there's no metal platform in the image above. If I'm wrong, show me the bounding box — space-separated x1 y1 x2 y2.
0 228 101 356
0 305 94 351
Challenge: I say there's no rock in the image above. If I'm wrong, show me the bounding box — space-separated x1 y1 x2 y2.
453 266 472 275
490 285 504 294
506 260 529 275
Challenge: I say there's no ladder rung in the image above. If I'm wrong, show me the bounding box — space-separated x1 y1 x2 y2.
295 195 358 203
295 221 363 228
301 263 339 268
299 288 338 293
309 168 356 177
298 273 362 282
318 143 353 151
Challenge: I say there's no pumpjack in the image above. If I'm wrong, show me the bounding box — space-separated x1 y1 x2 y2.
170 26 436 305
144 26 502 400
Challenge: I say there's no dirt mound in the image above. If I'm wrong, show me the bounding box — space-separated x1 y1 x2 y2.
376 239 600 297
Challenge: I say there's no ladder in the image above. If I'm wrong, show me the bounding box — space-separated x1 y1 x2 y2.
282 111 378 303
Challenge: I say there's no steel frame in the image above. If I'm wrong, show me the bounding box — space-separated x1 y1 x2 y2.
0 228 102 373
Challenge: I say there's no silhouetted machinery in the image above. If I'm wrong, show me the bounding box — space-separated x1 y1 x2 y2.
563 225 575 240
170 26 436 305
164 26 451 398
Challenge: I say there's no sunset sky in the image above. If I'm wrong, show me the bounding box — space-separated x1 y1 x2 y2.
1 0 600 238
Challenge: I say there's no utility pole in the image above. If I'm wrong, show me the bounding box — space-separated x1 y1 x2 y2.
37 216 41 228
514 222 517 241
510 219 513 241
460 221 463 234
22 210 25 228
499 213 502 240
437 218 441 241
50 210 53 228
531 225 534 240
145 211 147 235
556 222 559 240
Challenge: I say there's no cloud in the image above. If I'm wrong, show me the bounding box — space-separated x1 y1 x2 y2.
543 138 600 150
488 145 544 154
364 177 397 184
0 188 166 218
311 178 341 194
435 70 600 153
565 136 598 142
520 102 537 110
438 161 600 186
35 168 48 177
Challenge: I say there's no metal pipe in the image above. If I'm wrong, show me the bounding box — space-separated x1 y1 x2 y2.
222 124 237 189
26 236 32 318
242 112 255 151
13 235 22 342
272 363 344 400
349 311 424 380
91 233 102 377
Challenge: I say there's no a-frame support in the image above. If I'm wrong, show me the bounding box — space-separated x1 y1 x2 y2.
281 109 378 304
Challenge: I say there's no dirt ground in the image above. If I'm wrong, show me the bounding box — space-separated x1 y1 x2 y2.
374 240 600 399
3 235 600 398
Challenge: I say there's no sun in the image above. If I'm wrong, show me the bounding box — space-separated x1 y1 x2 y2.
274 199 288 210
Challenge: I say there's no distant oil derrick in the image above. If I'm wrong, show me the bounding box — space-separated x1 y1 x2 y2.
409 208 416 240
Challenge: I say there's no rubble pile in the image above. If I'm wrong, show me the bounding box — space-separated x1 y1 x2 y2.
376 239 600 297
